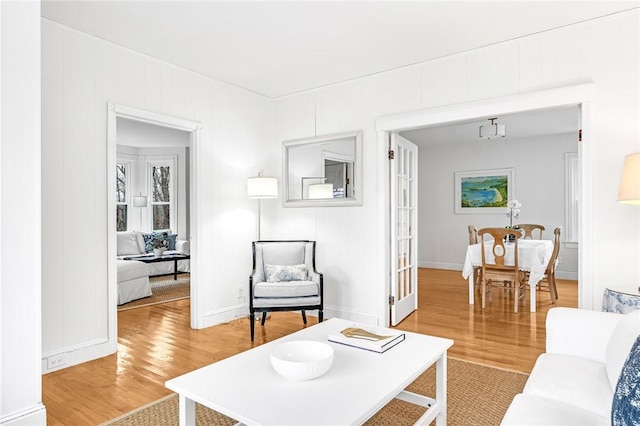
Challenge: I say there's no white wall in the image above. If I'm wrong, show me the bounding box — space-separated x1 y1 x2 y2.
37 9 639 375
41 19 274 370
271 10 639 323
414 132 578 278
1 2 46 425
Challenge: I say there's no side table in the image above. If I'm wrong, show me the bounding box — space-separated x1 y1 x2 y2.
602 286 640 314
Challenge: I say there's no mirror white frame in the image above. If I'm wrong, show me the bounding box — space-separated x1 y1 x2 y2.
283 130 363 207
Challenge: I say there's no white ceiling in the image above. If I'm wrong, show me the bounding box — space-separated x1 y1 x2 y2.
400 105 580 146
41 1 639 98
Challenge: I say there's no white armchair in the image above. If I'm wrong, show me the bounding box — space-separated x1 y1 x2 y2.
249 240 323 341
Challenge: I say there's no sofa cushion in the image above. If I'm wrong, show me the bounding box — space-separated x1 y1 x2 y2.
501 394 608 426
253 280 318 298
611 335 640 426
606 309 640 390
116 259 150 283
117 231 142 256
523 353 613 418
136 231 146 253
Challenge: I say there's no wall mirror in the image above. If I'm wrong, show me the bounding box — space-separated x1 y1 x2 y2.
283 130 363 207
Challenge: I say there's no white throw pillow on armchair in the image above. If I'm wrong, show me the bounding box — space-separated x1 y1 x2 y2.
117 231 142 256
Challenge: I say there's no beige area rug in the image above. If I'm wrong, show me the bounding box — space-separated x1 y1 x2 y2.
117 276 190 311
101 358 527 426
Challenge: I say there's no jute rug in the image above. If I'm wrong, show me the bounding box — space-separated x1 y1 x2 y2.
117 276 190 311
102 358 527 426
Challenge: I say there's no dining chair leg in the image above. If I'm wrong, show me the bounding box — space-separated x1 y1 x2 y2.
514 284 519 314
481 279 486 309
549 275 558 303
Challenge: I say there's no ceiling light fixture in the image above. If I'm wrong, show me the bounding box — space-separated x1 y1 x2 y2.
479 118 506 140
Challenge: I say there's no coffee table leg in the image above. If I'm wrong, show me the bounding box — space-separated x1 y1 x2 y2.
178 394 196 426
435 353 448 425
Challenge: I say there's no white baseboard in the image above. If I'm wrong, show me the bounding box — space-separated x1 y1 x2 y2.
323 306 379 326
201 302 248 328
418 261 460 271
41 338 115 374
201 304 380 329
0 403 46 425
418 261 579 280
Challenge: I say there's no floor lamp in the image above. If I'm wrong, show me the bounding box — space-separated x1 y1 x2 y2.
133 194 148 229
247 172 278 241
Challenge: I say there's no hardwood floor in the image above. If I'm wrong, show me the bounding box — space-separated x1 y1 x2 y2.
42 268 578 425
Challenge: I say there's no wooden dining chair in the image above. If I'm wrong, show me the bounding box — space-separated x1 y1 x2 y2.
535 227 562 303
468 225 479 245
478 227 527 313
468 225 482 292
515 224 545 239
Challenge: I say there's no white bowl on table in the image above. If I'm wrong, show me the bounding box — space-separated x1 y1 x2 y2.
270 340 334 381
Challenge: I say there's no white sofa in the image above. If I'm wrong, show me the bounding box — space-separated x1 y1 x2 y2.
116 230 190 305
501 307 640 425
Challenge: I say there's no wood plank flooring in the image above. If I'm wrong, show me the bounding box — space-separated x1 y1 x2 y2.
42 268 578 425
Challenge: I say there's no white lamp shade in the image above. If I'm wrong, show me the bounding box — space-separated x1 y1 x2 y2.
308 183 334 199
247 176 278 199
618 152 640 205
133 195 148 207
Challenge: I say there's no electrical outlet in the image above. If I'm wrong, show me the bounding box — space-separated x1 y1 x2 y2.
47 353 67 370
237 286 245 299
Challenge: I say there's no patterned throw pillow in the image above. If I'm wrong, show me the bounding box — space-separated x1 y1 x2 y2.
612 335 640 426
167 234 177 250
264 264 308 282
142 232 169 253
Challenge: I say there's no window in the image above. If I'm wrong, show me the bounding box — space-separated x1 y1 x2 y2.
149 160 175 231
116 163 128 231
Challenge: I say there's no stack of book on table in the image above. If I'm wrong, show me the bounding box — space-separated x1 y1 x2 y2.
328 325 405 353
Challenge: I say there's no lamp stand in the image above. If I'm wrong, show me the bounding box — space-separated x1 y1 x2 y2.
256 198 262 241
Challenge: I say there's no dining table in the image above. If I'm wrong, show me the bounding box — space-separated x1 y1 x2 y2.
462 239 554 313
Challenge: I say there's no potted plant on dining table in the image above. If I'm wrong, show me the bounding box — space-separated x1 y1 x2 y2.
505 199 521 242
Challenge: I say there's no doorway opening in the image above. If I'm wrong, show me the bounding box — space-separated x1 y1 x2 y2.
376 84 594 326
107 103 202 350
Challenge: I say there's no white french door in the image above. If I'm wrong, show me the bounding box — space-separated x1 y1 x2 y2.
390 133 418 325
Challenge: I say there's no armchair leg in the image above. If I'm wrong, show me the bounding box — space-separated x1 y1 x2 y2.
261 312 266 325
301 310 307 324
250 312 255 342
319 310 323 323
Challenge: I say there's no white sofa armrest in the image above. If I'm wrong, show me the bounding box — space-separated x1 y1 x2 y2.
546 307 624 363
175 240 190 255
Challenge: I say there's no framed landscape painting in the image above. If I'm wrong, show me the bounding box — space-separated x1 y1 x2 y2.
454 168 514 214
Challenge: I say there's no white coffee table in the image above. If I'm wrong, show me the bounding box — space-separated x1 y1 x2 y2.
165 318 454 425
